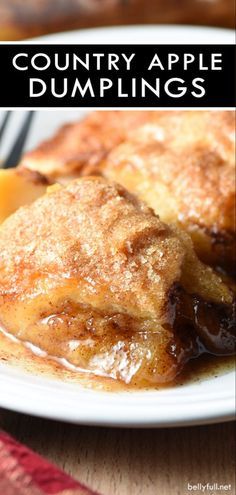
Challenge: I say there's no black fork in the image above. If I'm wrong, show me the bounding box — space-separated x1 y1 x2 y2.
0 111 35 169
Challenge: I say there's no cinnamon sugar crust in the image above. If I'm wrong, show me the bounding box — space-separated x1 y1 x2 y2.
0 177 234 385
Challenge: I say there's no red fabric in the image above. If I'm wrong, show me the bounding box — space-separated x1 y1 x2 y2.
0 430 100 495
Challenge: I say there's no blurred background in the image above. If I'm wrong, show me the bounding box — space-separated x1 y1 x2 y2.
0 0 234 41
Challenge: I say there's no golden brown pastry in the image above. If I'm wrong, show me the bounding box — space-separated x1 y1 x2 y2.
20 111 156 181
0 0 118 40
0 167 49 224
20 110 235 276
0 0 234 41
99 111 235 277
0 177 234 386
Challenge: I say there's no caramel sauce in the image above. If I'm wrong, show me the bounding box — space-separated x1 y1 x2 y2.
172 286 236 357
0 324 234 392
0 281 235 391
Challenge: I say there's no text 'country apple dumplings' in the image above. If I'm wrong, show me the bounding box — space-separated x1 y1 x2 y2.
20 110 236 278
0 177 235 387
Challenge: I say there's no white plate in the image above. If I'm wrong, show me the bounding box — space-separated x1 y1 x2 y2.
0 361 235 428
26 24 235 44
0 25 235 427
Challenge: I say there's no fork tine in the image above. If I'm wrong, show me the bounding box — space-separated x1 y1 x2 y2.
0 111 10 143
2 111 35 169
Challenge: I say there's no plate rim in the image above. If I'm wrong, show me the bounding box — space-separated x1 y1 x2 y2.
7 23 235 44
0 361 235 428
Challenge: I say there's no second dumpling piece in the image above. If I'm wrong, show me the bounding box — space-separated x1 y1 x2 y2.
99 111 235 277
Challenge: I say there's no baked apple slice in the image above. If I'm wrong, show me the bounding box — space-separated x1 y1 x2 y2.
0 167 48 224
